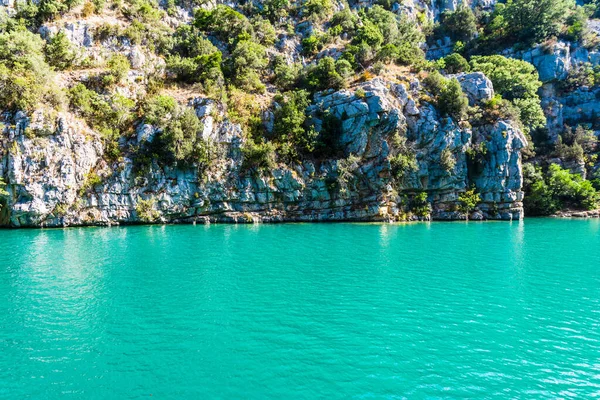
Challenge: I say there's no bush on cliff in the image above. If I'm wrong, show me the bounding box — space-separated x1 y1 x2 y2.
470 55 545 133
437 5 478 42
438 78 469 121
272 90 317 160
45 31 76 70
458 188 481 215
0 30 63 112
477 0 573 48
165 25 224 88
0 178 8 210
138 95 208 168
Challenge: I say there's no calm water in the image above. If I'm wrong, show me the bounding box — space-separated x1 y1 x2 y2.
1 220 600 399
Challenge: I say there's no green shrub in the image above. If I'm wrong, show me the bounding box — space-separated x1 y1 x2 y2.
302 0 333 22
470 55 545 132
251 16 277 46
440 148 457 172
69 83 135 159
475 0 573 49
352 20 384 47
136 197 160 222
36 0 81 22
165 31 223 88
389 134 417 182
138 95 208 168
261 0 290 23
301 57 345 92
272 56 300 90
241 139 276 173
442 53 470 74
547 163 598 210
481 94 522 126
272 90 316 160
439 78 469 120
45 31 76 70
194 5 253 46
423 70 446 96
438 5 477 42
102 53 130 86
0 30 63 111
226 40 268 92
301 35 322 55
0 178 8 211
330 8 358 36
411 191 431 217
458 187 481 215
523 163 599 215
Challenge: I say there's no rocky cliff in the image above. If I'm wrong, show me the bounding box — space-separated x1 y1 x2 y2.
1 0 599 226
0 74 525 227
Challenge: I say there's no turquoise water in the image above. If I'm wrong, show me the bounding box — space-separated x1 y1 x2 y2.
1 220 600 399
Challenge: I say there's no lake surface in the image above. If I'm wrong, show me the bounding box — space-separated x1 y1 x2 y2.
1 220 600 399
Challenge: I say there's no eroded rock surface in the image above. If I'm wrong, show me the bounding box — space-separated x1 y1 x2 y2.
0 77 526 227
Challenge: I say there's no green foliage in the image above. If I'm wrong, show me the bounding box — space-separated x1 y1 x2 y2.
477 0 574 48
194 5 252 46
301 57 345 92
338 6 424 69
0 178 8 211
564 5 591 42
438 5 478 42
103 53 130 86
389 134 417 182
301 35 322 55
442 53 470 74
352 20 384 47
0 29 63 112
423 72 468 120
78 171 102 195
410 191 431 218
225 40 268 93
69 83 135 159
241 139 276 173
440 148 457 172
138 95 208 168
261 0 290 23
335 154 361 194
226 87 263 137
272 90 316 159
561 62 600 92
251 16 277 46
122 0 162 23
36 0 82 23
470 55 545 132
438 78 469 120
136 197 160 222
330 8 358 35
45 31 76 70
481 94 522 126
165 26 223 88
466 141 488 169
423 70 447 96
523 163 598 215
302 0 333 22
458 187 481 214
272 56 300 90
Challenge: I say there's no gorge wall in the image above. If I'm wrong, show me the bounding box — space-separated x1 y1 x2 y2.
0 75 525 227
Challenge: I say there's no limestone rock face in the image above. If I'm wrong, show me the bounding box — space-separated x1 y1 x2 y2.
0 113 102 226
454 72 495 106
0 77 526 227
